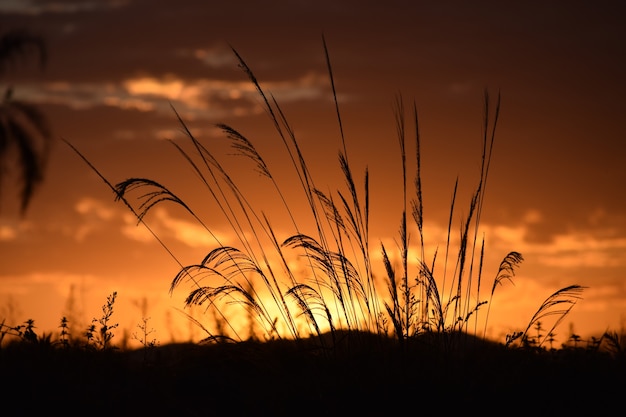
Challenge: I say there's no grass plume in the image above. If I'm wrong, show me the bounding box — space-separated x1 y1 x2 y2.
63 39 586 352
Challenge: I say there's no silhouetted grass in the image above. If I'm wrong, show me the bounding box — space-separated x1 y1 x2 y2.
1 289 624 414
2 38 624 415
1 320 624 415
62 38 587 352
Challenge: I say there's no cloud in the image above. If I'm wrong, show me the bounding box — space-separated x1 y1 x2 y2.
478 208 626 270
71 193 237 254
75 197 115 219
140 207 232 249
0 218 35 242
119 212 154 244
0 224 18 241
534 233 626 269
0 0 129 14
73 197 117 241
446 81 475 96
16 71 330 122
177 46 239 69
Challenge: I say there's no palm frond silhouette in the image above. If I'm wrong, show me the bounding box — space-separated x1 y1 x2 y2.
0 28 51 215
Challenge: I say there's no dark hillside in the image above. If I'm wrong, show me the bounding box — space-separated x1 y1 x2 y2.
2 331 624 416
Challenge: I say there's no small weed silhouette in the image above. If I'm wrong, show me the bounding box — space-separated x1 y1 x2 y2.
133 316 159 363
85 291 119 350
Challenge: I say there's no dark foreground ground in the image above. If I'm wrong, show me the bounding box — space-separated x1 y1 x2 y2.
2 331 624 416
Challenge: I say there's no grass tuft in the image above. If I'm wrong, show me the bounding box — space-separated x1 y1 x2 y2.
60 40 589 355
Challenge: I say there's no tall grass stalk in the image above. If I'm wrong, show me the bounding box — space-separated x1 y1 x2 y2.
65 39 584 349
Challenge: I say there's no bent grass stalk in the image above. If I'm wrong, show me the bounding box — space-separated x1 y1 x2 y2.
64 39 585 349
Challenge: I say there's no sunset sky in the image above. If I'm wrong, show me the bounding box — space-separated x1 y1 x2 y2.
1 0 625 346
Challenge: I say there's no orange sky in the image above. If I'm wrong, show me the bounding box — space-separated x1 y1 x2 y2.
1 1 625 347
